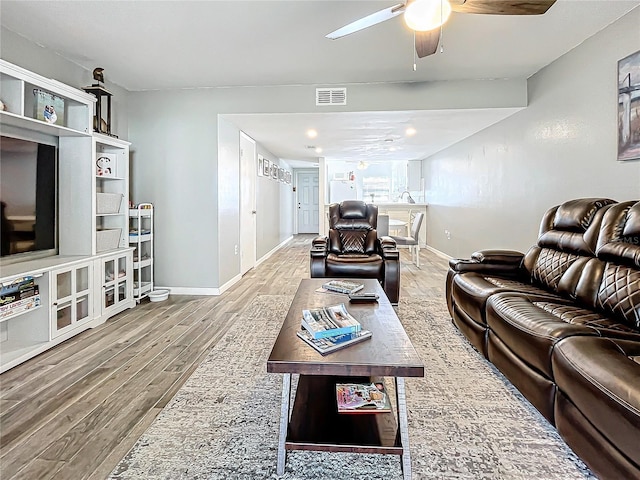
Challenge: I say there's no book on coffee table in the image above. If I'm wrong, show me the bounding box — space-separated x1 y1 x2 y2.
301 303 361 339
321 280 364 295
296 329 372 355
335 381 391 414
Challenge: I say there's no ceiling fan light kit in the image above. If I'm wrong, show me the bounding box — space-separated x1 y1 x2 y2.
404 0 452 32
326 0 557 60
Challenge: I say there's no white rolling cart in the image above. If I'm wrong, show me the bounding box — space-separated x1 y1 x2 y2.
129 203 154 302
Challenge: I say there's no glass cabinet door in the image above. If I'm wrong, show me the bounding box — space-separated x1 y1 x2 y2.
101 251 132 313
51 263 93 338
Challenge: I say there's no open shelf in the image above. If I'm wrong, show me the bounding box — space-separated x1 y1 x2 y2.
133 258 153 269
287 375 401 454
133 281 153 297
0 110 91 137
0 338 50 368
0 299 42 324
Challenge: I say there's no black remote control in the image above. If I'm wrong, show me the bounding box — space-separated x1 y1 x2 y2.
348 292 379 303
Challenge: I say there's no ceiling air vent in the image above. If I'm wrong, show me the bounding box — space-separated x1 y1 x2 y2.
316 87 347 106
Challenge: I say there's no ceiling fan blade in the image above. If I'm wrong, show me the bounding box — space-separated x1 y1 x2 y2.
415 30 440 58
326 3 405 39
450 0 556 15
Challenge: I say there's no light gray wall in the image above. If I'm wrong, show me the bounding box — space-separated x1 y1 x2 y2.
423 8 640 259
1 27 130 139
217 117 240 286
128 89 219 289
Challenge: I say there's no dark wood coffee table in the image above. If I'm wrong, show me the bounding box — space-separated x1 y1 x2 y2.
267 278 424 479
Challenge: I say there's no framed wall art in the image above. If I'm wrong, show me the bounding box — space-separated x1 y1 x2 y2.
278 167 285 182
618 49 640 161
263 158 270 177
271 163 279 179
257 154 264 176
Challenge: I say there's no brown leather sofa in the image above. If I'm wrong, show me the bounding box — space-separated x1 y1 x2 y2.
446 198 640 479
310 200 400 304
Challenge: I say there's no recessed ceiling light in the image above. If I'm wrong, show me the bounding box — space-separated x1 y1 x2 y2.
315 147 323 153
406 127 417 136
389 147 397 152
307 129 318 138
384 138 394 143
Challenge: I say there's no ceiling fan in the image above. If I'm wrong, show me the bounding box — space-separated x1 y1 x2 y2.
326 0 557 59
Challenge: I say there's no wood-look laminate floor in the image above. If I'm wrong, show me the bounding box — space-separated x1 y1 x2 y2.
0 235 449 480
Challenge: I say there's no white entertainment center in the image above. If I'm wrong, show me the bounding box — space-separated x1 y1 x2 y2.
0 59 135 373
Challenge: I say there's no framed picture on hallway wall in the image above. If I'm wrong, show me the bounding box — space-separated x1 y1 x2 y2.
257 154 264 176
618 49 640 161
263 158 270 176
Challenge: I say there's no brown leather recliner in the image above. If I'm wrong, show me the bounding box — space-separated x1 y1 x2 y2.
310 201 400 304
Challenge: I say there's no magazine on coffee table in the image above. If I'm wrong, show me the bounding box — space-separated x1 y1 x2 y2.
335 381 392 414
296 328 372 355
321 280 364 295
301 303 361 339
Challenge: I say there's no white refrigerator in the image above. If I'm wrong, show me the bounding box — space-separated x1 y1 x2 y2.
329 180 358 203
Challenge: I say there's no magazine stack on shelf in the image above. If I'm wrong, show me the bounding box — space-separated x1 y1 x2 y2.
297 303 371 355
335 381 392 414
0 276 41 320
321 280 364 295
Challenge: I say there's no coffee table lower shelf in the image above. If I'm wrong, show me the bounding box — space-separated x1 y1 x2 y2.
277 374 412 478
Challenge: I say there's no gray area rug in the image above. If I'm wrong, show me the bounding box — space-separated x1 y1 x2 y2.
109 295 595 480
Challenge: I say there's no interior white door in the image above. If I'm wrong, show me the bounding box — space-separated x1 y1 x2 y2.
296 170 319 234
239 132 257 275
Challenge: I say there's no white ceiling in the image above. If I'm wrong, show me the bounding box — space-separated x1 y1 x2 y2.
224 108 522 163
2 0 638 166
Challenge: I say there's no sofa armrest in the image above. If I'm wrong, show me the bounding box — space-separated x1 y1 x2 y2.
471 249 524 265
310 236 328 257
312 235 327 247
378 236 399 260
449 249 524 275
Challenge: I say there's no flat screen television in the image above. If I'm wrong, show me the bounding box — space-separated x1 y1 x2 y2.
1 135 58 264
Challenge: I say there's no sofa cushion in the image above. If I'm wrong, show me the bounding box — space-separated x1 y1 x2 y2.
452 273 557 325
533 300 640 340
552 336 640 469
326 253 383 278
486 293 600 379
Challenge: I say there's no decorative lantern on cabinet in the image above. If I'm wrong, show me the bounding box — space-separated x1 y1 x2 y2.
83 67 117 137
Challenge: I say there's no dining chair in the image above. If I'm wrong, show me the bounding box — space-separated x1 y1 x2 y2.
390 212 424 267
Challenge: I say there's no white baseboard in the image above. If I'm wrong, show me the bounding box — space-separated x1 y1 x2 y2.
426 245 452 260
159 286 221 296
163 236 294 296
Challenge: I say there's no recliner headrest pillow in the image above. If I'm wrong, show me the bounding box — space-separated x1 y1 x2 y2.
538 198 616 255
552 198 617 232
339 201 368 219
597 201 640 268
